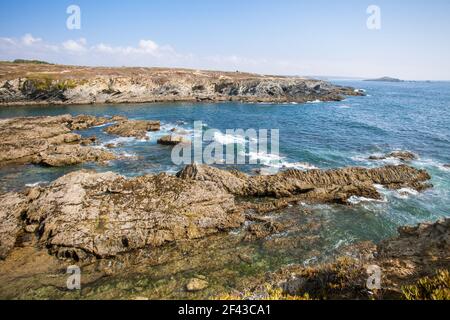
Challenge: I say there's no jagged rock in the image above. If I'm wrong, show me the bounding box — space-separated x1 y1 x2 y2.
0 193 27 259
262 218 450 300
444 164 450 168
0 115 119 167
186 277 209 292
177 164 431 204
1 170 242 259
369 151 417 162
104 120 160 139
0 164 432 262
33 144 115 167
157 135 190 146
80 136 97 146
68 115 111 130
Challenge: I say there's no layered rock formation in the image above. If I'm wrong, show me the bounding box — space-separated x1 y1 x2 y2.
104 119 160 139
177 163 431 205
0 163 432 261
0 63 363 106
0 115 115 167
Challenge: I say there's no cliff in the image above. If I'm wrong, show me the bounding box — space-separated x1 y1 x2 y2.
0 62 362 106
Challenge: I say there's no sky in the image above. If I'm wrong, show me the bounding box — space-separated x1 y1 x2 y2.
1 0 449 80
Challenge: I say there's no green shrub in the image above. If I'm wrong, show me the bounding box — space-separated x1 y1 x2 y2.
402 270 450 300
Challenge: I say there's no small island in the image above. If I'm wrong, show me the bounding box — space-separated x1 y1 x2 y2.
364 76 404 82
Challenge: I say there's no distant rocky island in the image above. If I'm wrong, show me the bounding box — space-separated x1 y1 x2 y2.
0 60 362 106
365 76 404 82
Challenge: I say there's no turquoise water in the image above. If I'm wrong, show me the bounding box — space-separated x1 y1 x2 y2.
1 80 449 250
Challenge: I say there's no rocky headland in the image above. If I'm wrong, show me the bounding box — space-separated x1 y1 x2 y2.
0 62 363 106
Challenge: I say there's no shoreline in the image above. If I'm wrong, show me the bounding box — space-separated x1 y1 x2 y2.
0 62 363 107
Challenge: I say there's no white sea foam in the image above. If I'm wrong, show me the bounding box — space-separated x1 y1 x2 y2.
394 188 420 199
247 151 284 164
278 162 318 170
25 181 47 187
414 158 450 172
92 122 113 128
306 99 322 104
213 132 256 145
347 196 387 205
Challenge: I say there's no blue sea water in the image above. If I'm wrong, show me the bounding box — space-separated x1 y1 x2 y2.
0 80 449 255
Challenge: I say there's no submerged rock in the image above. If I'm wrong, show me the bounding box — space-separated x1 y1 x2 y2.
104 120 160 139
369 151 417 162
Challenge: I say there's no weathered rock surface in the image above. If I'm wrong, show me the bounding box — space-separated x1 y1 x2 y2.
0 193 27 259
265 218 450 300
0 169 242 259
33 144 115 167
157 135 190 146
369 151 417 162
0 164 432 261
0 63 363 106
0 115 116 167
68 114 111 130
177 163 431 204
104 119 160 139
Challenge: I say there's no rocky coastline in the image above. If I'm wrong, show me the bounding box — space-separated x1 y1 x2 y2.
0 159 447 299
0 113 448 299
0 63 363 106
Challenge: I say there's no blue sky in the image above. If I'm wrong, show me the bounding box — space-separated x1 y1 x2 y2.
1 0 449 80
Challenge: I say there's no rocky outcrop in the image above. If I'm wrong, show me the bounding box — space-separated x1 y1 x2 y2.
0 164 432 261
157 135 190 146
104 119 160 139
369 151 417 162
263 218 450 300
32 144 115 167
0 170 242 260
177 163 431 204
0 63 363 106
0 115 116 167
